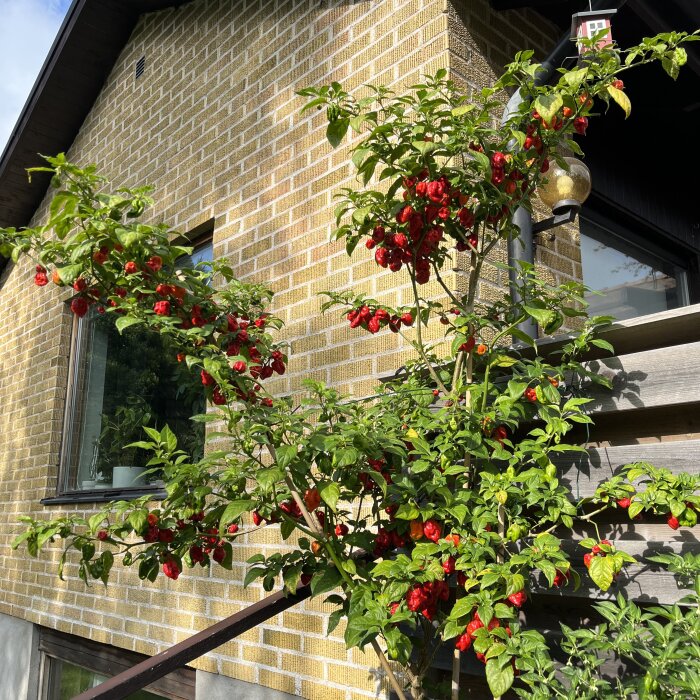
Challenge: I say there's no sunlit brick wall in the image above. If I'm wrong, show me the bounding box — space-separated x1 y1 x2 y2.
0 1 564 697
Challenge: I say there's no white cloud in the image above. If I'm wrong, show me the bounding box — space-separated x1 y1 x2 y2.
0 0 71 157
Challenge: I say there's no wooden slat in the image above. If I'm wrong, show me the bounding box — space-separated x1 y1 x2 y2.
532 568 690 604
553 440 700 498
579 341 700 415
531 538 696 604
572 520 700 544
557 538 699 559
533 303 700 359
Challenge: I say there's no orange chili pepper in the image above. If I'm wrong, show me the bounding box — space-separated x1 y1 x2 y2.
409 520 424 540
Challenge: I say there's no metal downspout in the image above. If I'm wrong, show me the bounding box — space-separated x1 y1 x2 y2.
503 0 628 337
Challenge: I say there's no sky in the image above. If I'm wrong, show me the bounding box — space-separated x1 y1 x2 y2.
0 0 72 157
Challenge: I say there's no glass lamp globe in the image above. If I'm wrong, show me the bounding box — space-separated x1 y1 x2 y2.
537 156 592 214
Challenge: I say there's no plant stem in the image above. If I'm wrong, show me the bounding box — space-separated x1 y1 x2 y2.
432 263 462 309
409 272 448 395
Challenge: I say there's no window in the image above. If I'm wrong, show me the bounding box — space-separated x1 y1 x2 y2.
586 19 608 37
52 234 212 501
579 214 689 321
39 628 194 700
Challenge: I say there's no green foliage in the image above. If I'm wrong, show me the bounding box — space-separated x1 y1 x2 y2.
4 30 700 700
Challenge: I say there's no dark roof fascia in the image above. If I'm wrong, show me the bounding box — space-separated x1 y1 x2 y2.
0 0 193 233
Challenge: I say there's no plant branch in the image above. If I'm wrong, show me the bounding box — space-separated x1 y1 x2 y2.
409 271 448 394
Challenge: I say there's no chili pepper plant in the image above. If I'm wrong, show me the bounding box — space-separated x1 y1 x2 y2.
4 30 700 700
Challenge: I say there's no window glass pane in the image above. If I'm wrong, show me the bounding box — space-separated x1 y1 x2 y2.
580 218 685 321
46 657 165 699
63 243 211 493
181 240 213 271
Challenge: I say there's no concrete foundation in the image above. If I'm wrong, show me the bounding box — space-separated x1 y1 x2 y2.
196 669 297 700
0 613 39 700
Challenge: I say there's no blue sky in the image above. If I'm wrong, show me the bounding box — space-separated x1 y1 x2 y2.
0 0 72 156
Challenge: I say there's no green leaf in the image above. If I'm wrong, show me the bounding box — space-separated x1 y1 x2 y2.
138 557 159 582
219 500 254 531
283 564 302 593
490 354 519 368
562 67 588 88
349 114 367 133
160 424 177 452
335 447 360 467
275 444 297 469
394 504 420 520
318 481 340 512
218 543 234 570
127 509 147 533
533 93 563 123
88 512 106 534
606 85 631 118
451 104 475 117
366 469 387 497
345 235 360 257
280 518 296 540
344 611 371 649
115 316 143 334
352 148 372 169
506 574 525 597
327 118 350 148
442 619 466 640
311 566 343 596
510 328 535 347
57 264 83 285
589 554 615 591
590 338 614 353
116 230 142 248
523 304 556 329
351 207 371 225
628 500 644 519
244 566 266 587
486 642 507 659
485 657 514 696
539 559 557 586
257 467 284 490
449 597 474 620
411 140 438 155
327 608 344 635
300 97 327 113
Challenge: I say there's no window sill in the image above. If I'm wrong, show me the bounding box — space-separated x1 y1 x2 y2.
41 487 166 505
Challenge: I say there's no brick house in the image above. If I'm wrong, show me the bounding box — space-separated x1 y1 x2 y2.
0 1 698 698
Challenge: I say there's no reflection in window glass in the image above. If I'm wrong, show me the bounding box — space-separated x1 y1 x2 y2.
580 218 685 321
44 657 164 699
182 239 213 271
64 312 205 491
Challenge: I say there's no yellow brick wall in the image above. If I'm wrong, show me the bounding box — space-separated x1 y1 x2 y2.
0 0 565 697
446 0 575 301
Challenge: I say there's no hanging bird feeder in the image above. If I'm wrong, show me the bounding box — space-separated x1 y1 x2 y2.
571 9 617 54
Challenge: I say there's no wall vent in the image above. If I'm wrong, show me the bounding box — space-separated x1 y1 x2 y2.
135 56 145 80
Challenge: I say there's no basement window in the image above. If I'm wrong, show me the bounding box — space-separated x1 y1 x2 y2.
39 628 194 700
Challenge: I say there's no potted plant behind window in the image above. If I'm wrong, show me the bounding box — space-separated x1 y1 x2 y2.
95 399 153 488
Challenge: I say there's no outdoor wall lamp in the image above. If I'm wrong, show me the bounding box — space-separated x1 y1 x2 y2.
533 156 592 234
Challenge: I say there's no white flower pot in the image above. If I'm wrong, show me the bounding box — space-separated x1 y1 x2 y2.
112 466 147 488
